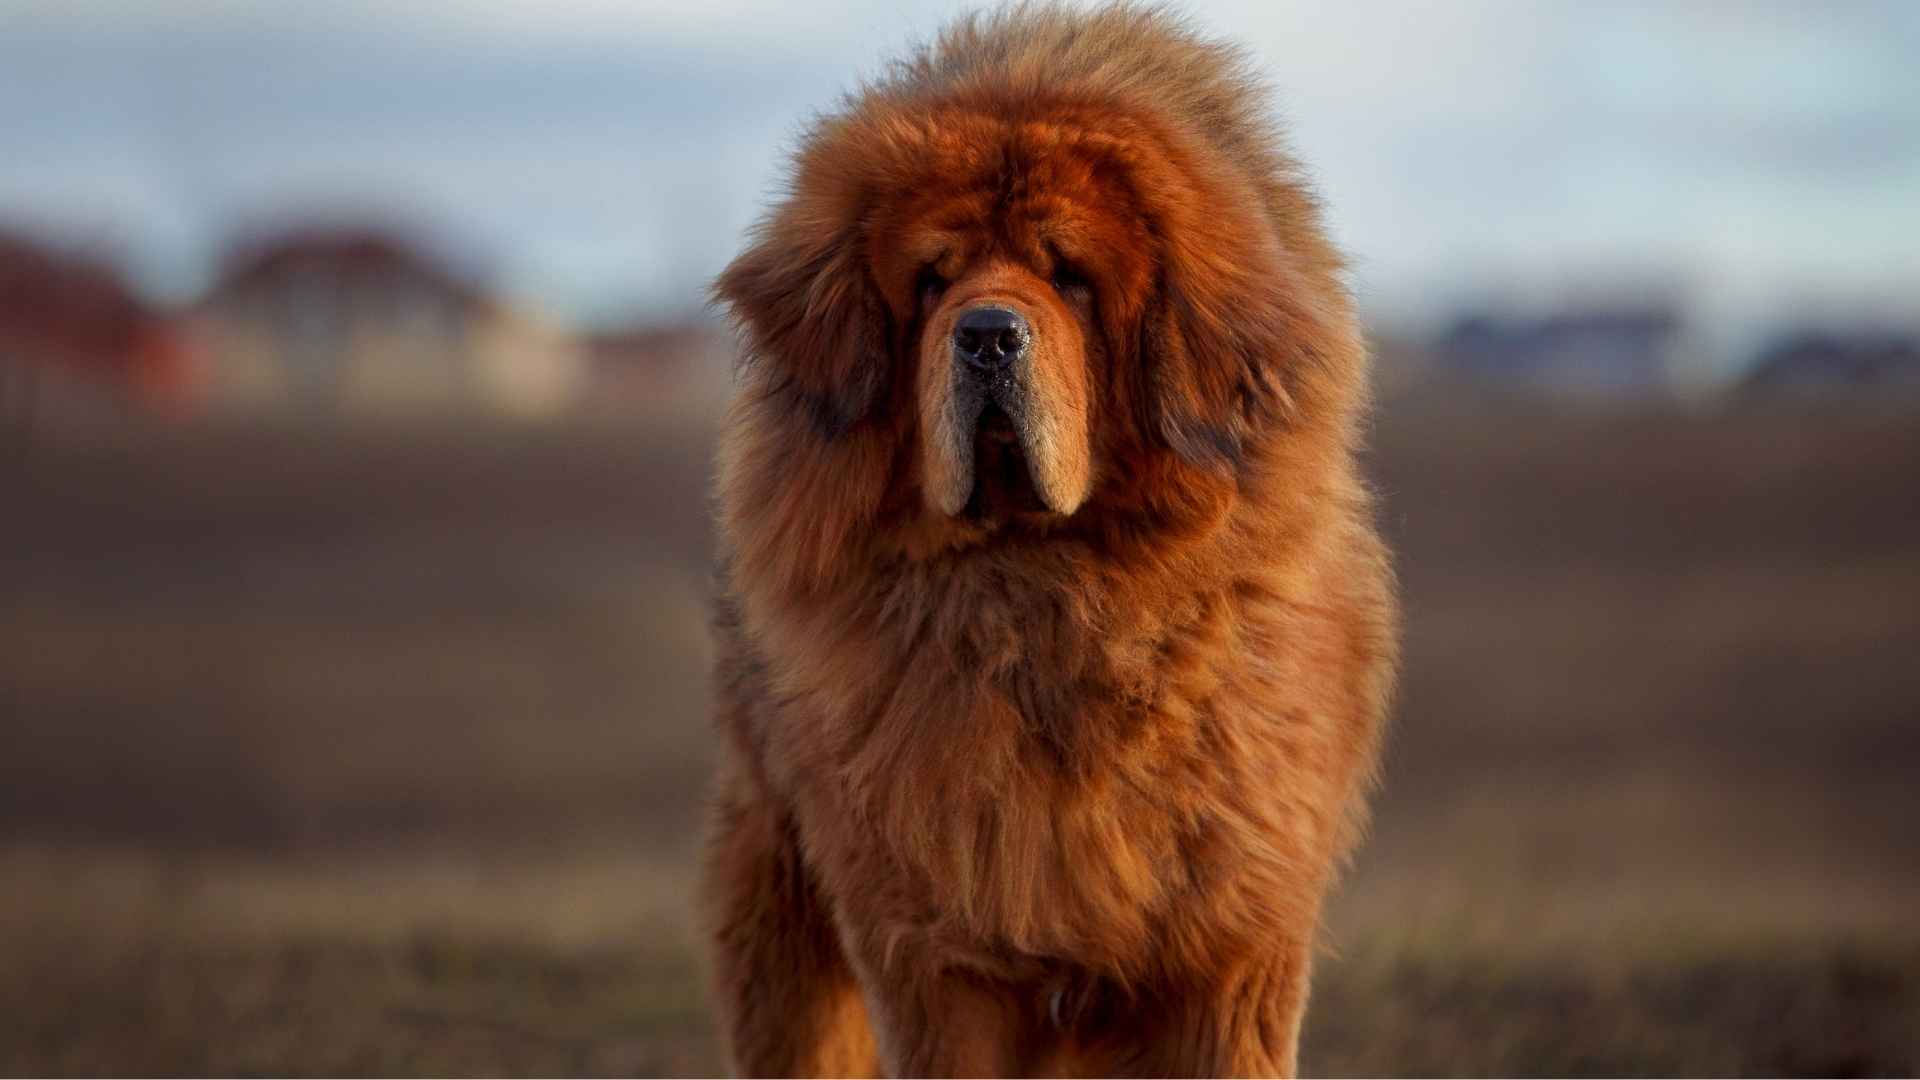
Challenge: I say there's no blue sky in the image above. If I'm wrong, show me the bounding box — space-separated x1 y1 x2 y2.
3 1 1916 368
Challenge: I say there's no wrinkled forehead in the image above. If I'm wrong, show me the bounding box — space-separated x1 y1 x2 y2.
861 105 1160 289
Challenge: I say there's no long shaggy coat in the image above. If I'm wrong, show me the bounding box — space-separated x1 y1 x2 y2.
703 5 1397 1076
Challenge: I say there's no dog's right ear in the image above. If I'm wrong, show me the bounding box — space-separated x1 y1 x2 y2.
713 200 891 440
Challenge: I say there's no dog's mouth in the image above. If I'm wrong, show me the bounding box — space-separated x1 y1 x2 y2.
964 401 1050 521
921 344 1089 523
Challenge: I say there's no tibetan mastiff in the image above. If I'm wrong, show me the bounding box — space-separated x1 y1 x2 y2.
703 4 1397 1076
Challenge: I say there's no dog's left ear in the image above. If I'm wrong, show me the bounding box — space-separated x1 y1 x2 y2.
714 203 891 440
1142 166 1349 469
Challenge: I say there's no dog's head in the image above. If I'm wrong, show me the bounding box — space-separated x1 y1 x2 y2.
714 11 1363 587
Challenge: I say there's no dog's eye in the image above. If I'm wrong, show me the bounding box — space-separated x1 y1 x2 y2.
1051 261 1091 298
916 267 947 305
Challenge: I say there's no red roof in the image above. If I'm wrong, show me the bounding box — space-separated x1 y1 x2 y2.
0 228 153 368
207 226 490 313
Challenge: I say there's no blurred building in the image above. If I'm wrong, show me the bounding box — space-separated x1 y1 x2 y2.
1435 305 1683 398
577 320 730 419
186 226 583 421
1739 329 1920 399
0 228 187 428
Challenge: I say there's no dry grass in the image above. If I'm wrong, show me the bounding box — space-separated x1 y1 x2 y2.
2 398 1917 1075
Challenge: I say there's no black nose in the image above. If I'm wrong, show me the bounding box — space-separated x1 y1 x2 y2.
953 307 1029 372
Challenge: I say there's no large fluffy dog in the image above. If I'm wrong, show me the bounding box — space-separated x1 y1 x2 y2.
704 5 1396 1075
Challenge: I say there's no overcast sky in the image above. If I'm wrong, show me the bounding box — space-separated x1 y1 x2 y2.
3 0 1916 364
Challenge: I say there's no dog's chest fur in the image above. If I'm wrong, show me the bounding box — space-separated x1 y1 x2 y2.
742 550 1335 981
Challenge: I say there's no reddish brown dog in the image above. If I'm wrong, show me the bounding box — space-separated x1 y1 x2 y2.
704 4 1397 1075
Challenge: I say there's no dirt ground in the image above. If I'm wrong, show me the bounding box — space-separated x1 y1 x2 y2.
3 395 1917 1075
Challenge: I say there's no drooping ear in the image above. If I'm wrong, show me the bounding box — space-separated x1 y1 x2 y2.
1141 167 1352 469
713 209 891 440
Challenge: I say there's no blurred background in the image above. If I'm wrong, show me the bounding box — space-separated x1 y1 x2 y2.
2 1 1916 1074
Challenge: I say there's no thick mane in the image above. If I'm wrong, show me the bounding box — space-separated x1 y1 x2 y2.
894 5 1272 165
873 3 1347 290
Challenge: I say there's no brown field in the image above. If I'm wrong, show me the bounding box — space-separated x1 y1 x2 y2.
3 396 1918 1076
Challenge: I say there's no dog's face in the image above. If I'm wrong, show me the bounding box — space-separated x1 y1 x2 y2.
718 91 1356 568
905 233 1096 523
878 113 1156 525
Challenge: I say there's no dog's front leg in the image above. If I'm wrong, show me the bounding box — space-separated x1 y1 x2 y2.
1127 942 1314 1079
849 955 1032 1078
701 775 880 1078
